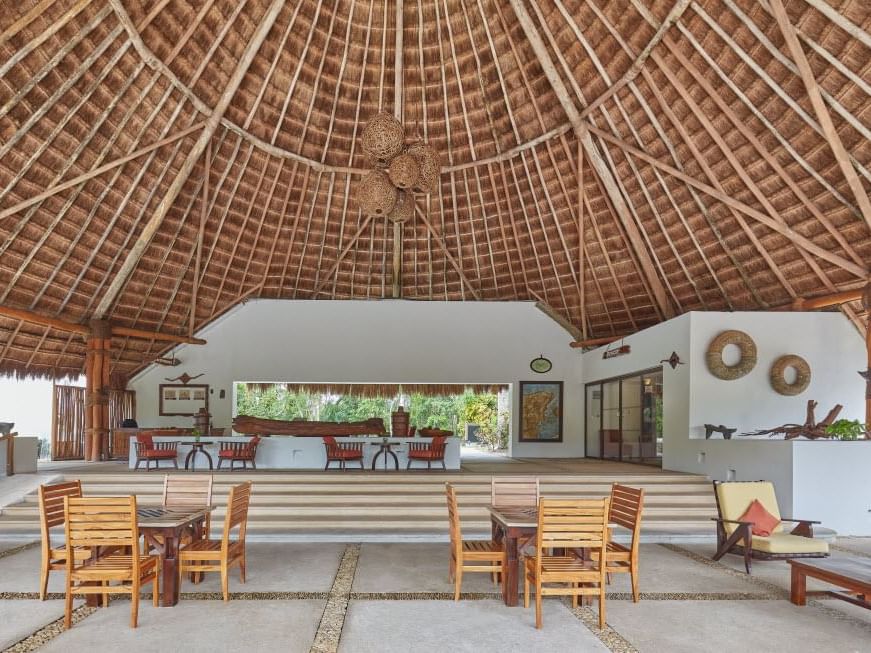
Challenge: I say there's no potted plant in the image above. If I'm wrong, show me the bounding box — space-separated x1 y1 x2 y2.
191 427 201 443
824 419 868 441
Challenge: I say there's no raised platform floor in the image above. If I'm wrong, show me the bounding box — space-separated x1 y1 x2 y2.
0 457 718 542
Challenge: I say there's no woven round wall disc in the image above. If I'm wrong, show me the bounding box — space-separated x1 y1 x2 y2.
361 112 405 168
705 330 757 380
770 355 811 396
388 190 414 222
358 170 397 217
407 142 441 193
388 153 420 189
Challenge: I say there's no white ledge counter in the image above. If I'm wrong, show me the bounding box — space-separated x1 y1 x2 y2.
128 435 461 470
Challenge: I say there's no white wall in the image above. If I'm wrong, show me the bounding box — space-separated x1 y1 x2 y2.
130 300 584 457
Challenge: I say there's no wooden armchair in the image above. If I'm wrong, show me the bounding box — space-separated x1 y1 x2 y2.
322 436 364 470
63 496 159 629
38 480 91 600
590 484 644 601
407 435 447 470
178 481 252 601
524 498 610 629
447 483 505 600
217 436 260 470
712 480 827 574
133 433 179 471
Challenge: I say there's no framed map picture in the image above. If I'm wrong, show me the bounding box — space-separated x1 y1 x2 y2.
519 381 563 443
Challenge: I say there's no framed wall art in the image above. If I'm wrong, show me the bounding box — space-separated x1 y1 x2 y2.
159 383 208 417
518 381 563 443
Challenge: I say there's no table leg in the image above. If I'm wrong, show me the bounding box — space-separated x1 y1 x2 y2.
790 566 807 606
202 448 213 470
371 450 381 470
184 449 194 471
387 449 399 470
161 534 180 607
503 531 519 607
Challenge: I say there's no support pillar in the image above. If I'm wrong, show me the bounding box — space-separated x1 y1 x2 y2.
85 319 112 461
863 284 871 428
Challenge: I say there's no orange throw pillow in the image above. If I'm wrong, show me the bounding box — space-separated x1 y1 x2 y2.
738 499 780 537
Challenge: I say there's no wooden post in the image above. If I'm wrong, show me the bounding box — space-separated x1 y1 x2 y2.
85 319 112 461
391 0 404 299
864 284 871 428
577 137 586 339
392 220 402 298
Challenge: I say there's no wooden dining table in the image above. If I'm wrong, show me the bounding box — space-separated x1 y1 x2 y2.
139 506 213 607
488 505 538 607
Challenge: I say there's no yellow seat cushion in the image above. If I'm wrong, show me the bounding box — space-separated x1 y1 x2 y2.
716 482 783 535
750 533 828 555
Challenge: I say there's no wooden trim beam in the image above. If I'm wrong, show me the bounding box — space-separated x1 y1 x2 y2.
414 206 481 300
94 0 285 318
570 335 624 349
768 0 871 232
0 305 206 344
508 0 673 320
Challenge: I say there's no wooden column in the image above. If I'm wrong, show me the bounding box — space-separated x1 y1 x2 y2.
392 219 402 298
85 319 111 461
391 0 404 299
863 284 871 428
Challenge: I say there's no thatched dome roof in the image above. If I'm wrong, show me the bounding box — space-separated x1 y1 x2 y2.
0 0 869 379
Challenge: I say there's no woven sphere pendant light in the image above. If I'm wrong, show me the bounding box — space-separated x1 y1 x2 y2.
361 112 405 167
388 152 420 189
407 142 441 193
388 190 415 222
359 170 397 217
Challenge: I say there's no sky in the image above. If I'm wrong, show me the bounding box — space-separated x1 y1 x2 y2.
0 377 84 439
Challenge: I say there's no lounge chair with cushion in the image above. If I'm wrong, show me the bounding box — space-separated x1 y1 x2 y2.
712 480 828 573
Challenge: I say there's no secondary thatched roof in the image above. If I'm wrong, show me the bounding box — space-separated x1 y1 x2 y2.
0 0 869 380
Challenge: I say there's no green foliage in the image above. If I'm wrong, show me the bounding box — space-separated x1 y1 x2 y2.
825 419 867 441
476 409 510 451
234 384 505 439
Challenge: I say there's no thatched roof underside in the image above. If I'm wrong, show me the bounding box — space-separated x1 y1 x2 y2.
0 0 869 380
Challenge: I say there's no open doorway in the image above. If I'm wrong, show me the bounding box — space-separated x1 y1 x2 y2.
585 368 663 466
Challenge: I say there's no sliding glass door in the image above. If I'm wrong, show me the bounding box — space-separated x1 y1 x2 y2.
585 368 663 465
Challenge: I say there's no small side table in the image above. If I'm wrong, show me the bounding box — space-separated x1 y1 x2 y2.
184 441 214 471
371 441 400 470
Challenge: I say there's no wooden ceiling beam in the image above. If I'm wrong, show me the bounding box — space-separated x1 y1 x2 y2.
0 122 204 223
767 0 871 233
508 0 674 320
587 124 867 280
94 0 285 319
414 207 481 300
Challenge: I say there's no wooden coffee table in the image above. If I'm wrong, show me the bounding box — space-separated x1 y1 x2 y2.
789 557 871 609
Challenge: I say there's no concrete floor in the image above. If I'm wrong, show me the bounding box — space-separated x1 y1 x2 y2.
1 541 870 652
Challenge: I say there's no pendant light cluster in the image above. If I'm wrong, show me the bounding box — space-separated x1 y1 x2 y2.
357 112 440 222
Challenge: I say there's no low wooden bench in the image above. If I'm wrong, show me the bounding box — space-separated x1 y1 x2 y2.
789 558 871 610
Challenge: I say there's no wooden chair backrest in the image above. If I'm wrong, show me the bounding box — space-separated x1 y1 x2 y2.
323 436 337 456
609 484 644 546
221 482 252 547
491 476 539 508
429 435 447 455
246 436 261 453
536 498 610 551
162 475 213 510
64 496 139 566
135 433 154 447
39 480 82 532
445 483 461 553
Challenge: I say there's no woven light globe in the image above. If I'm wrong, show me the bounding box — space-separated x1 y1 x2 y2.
388 153 420 189
388 190 415 223
407 142 441 193
359 170 397 217
361 112 405 167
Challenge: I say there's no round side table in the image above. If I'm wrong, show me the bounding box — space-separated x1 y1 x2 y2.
184 441 214 471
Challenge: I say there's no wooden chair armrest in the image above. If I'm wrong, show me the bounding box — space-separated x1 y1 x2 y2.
710 517 753 525
779 518 821 524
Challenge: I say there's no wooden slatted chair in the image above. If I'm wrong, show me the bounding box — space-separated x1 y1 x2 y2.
322 436 365 470
446 483 505 601
217 436 260 470
162 474 214 542
38 480 91 600
63 496 159 629
407 435 447 470
591 484 645 602
133 432 179 471
524 498 610 629
178 481 252 601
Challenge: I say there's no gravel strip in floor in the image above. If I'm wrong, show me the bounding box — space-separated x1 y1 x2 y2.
1 606 96 653
310 543 360 653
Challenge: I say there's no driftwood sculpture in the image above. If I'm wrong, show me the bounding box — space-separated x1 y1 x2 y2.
739 400 842 440
704 424 737 440
233 415 387 437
